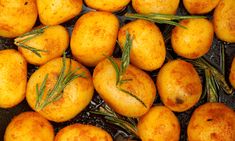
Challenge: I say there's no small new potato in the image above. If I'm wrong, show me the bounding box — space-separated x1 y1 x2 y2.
0 0 37 38
118 20 166 71
138 106 180 141
229 57 235 88
171 19 214 59
71 11 119 67
55 124 113 141
93 58 156 117
188 103 235 141
26 57 94 122
213 0 235 43
17 25 69 65
132 0 180 14
4 112 54 141
37 0 83 25
0 49 27 108
85 0 130 12
157 60 202 112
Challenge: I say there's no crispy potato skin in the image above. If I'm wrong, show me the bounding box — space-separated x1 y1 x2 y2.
26 58 94 122
55 124 113 141
188 103 235 141
157 60 202 112
0 0 37 38
229 58 235 88
118 20 166 71
18 25 69 65
171 19 214 59
132 0 180 14
213 0 235 43
0 49 27 108
71 11 119 67
93 58 156 117
85 0 130 12
183 0 220 14
37 0 82 25
4 112 54 141
138 106 180 141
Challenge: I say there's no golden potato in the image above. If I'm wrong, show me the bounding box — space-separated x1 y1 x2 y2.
171 19 214 59
137 106 180 141
55 124 113 141
71 11 119 67
0 49 27 108
229 57 235 88
188 103 235 141
4 112 54 141
213 0 235 43
85 0 130 12
26 57 94 122
118 20 166 71
183 0 220 14
132 0 180 14
93 58 156 117
37 0 83 25
157 59 202 112
0 0 37 38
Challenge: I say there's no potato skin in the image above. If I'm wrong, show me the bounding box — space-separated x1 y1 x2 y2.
157 60 202 112
55 124 113 141
213 0 235 43
0 49 27 108
118 20 166 71
183 0 220 14
18 25 69 65
71 11 119 67
4 112 54 141
85 0 130 12
0 0 37 38
187 103 235 141
26 58 94 122
229 57 235 88
93 58 156 117
37 0 82 25
171 19 214 59
137 106 180 141
132 0 180 14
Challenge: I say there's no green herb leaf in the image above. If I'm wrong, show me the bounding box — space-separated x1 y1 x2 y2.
107 56 120 85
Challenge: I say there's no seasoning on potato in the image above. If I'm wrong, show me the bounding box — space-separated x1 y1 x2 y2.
0 0 37 38
132 0 180 14
26 56 94 122
0 49 27 108
118 19 166 71
4 112 54 141
213 0 235 43
157 59 202 112
187 102 235 141
137 106 180 141
37 0 83 25
71 11 119 67
229 57 235 89
171 18 214 59
55 124 113 141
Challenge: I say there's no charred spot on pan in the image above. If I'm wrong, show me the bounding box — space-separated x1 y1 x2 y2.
24 2 28 5
175 97 184 104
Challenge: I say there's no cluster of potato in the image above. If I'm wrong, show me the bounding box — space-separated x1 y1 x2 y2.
0 0 235 141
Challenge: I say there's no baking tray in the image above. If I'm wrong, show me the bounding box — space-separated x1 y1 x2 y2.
0 2 235 141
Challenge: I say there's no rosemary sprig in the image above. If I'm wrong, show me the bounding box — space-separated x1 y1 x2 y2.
14 26 49 57
205 69 218 102
35 53 86 110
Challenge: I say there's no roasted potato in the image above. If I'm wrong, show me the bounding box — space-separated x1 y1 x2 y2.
213 0 235 43
0 49 27 108
229 57 235 88
55 124 113 141
157 59 202 112
26 57 94 122
188 102 235 141
71 11 119 67
118 19 166 71
4 112 54 141
171 19 214 59
0 0 37 38
37 0 83 25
